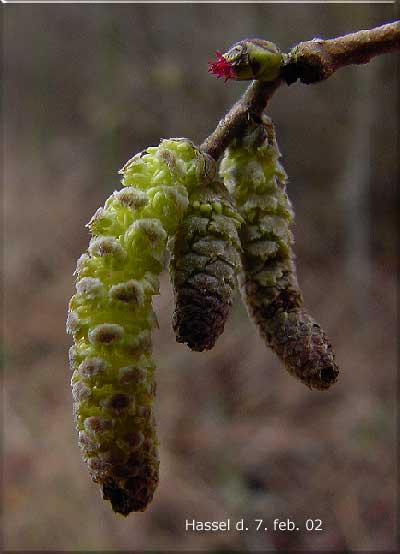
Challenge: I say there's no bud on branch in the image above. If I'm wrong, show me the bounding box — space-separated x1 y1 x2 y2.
203 21 400 160
209 39 283 82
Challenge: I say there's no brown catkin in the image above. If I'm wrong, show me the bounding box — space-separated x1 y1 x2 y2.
220 117 339 390
170 181 242 351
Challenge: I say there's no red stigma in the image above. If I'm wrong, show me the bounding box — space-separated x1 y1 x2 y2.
208 51 236 83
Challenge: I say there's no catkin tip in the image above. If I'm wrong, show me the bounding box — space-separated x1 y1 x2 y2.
102 477 157 515
173 289 230 351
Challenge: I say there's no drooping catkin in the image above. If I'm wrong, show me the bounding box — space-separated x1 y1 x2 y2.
220 117 339 390
67 139 213 515
170 181 243 351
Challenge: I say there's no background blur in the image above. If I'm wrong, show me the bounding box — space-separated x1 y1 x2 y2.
3 3 398 552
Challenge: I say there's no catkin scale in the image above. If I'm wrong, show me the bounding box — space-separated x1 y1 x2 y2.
67 139 214 515
220 117 339 390
170 182 242 351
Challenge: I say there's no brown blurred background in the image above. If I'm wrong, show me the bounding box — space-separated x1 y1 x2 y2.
3 3 398 552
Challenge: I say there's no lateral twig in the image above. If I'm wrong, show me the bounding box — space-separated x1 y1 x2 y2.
201 21 400 160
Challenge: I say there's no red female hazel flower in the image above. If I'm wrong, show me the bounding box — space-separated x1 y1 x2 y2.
208 51 236 82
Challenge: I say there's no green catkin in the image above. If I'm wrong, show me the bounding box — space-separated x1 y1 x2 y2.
67 139 213 515
220 117 339 390
170 181 243 351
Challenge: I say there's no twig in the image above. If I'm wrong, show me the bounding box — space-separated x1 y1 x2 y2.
201 21 400 160
283 20 400 84
200 78 282 160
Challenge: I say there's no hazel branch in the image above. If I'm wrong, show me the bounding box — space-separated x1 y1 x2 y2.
200 78 282 161
283 20 400 84
201 21 400 160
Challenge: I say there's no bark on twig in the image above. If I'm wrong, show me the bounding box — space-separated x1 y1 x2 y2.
284 21 400 85
201 21 400 160
200 78 282 161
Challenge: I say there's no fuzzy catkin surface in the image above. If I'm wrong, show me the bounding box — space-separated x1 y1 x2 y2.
67 139 213 515
220 118 339 390
170 181 242 351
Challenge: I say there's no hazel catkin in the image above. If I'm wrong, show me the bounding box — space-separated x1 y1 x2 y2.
220 117 339 390
170 181 243 351
67 139 214 515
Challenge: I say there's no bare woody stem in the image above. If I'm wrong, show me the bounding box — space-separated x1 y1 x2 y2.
284 20 400 84
201 21 400 160
200 78 282 160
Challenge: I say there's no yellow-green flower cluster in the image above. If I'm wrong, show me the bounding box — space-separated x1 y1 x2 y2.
67 139 213 515
67 125 340 518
